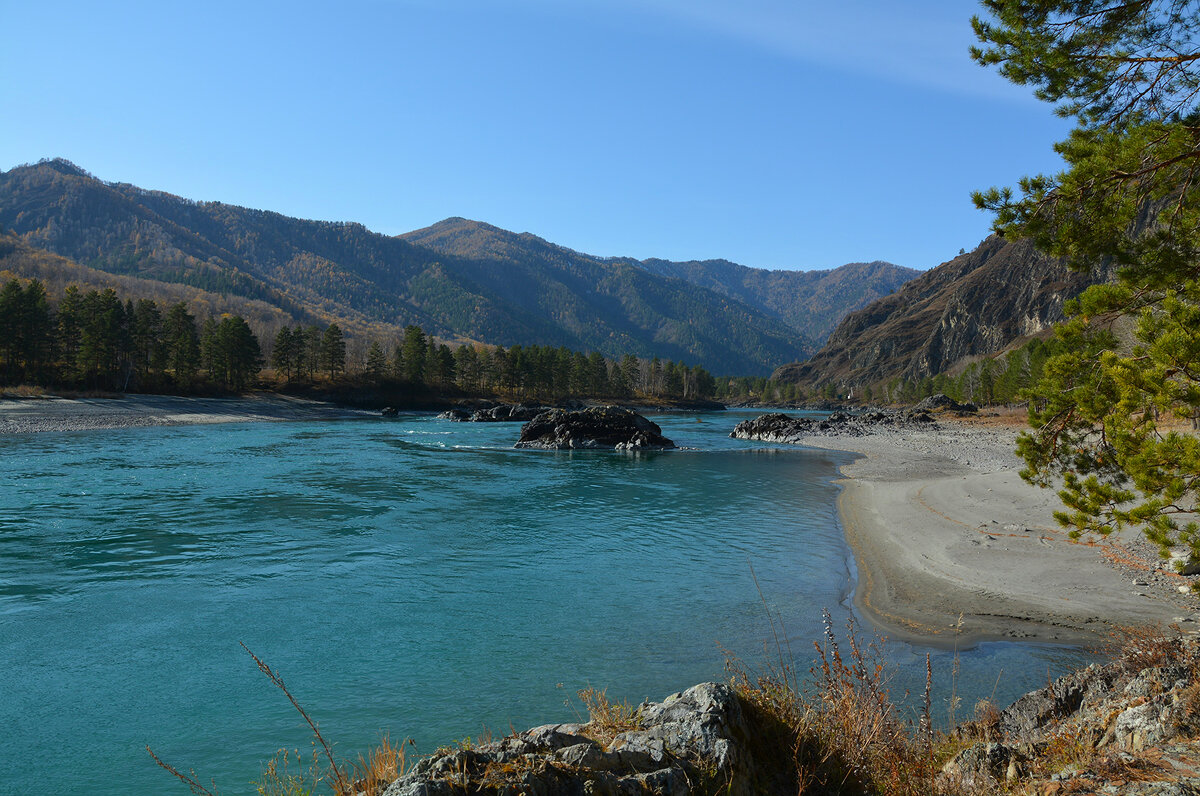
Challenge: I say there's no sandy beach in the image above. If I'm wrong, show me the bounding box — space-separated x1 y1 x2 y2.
794 411 1200 648
0 393 374 434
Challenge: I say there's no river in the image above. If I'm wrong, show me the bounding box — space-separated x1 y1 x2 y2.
0 410 1085 795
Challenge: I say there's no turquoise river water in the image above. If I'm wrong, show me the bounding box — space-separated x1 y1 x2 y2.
0 410 1087 795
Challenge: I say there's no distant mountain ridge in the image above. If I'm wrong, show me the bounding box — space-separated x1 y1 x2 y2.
631 257 919 344
0 159 919 375
773 234 1111 390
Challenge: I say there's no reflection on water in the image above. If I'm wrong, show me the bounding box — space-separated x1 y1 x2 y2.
0 411 1089 795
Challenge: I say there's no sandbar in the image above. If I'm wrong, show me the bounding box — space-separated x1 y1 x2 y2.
0 393 373 434
794 412 1199 648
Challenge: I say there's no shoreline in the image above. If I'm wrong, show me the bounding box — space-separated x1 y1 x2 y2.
0 393 374 434
797 413 1199 649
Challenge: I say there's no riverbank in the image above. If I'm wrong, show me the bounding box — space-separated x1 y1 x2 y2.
792 409 1200 648
0 392 372 433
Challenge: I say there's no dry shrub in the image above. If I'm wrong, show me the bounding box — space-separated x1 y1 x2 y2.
2 384 46 398
578 686 642 746
257 748 319 796
1090 749 1161 783
1101 625 1187 674
1167 682 1200 739
972 699 1003 743
1032 711 1113 781
729 610 942 796
347 734 413 796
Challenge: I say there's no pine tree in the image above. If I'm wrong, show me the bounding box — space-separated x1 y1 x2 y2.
365 340 388 383
164 303 201 386
974 1 1200 561
321 323 346 380
401 325 427 384
272 326 297 381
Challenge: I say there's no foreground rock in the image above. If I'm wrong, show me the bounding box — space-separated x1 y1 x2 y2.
438 404 549 422
516 407 676 450
942 633 1200 793
383 683 782 796
730 410 933 443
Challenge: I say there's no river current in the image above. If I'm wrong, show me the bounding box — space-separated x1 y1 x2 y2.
0 410 1085 795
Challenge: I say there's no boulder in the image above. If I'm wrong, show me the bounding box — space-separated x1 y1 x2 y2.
381 683 773 796
515 407 675 450
940 741 1028 789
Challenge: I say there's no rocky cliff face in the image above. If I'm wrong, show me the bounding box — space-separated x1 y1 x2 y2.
774 236 1110 389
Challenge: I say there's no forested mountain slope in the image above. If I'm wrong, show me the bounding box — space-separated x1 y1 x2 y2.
0 231 297 334
773 235 1110 390
0 160 820 374
399 217 815 372
633 257 919 343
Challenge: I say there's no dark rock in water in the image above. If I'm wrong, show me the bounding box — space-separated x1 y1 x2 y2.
730 409 934 442
473 403 547 422
913 393 978 413
438 403 548 422
515 406 675 450
381 406 399 417
382 682 782 796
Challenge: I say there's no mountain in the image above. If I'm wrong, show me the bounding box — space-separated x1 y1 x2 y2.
632 258 919 344
773 234 1110 390
397 216 817 373
0 159 914 375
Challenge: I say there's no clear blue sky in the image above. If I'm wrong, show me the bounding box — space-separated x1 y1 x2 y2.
1 0 1071 271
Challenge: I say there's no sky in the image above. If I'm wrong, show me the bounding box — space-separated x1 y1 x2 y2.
1 0 1074 271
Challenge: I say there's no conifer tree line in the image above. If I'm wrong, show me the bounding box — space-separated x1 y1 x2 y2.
0 279 267 392
351 323 720 401
1 278 725 400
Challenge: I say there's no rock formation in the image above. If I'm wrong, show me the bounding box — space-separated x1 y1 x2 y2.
515 407 676 450
773 235 1112 390
438 404 549 422
730 410 934 443
941 634 1200 794
382 683 784 796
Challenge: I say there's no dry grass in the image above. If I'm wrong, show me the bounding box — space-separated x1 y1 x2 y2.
577 686 643 747
1100 624 1189 674
727 610 951 796
0 384 46 398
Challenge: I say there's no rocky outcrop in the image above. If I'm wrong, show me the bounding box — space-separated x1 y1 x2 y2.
515 407 676 450
773 235 1113 390
730 410 934 443
438 404 549 422
942 634 1200 793
382 683 783 796
373 636 1200 796
913 393 978 414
